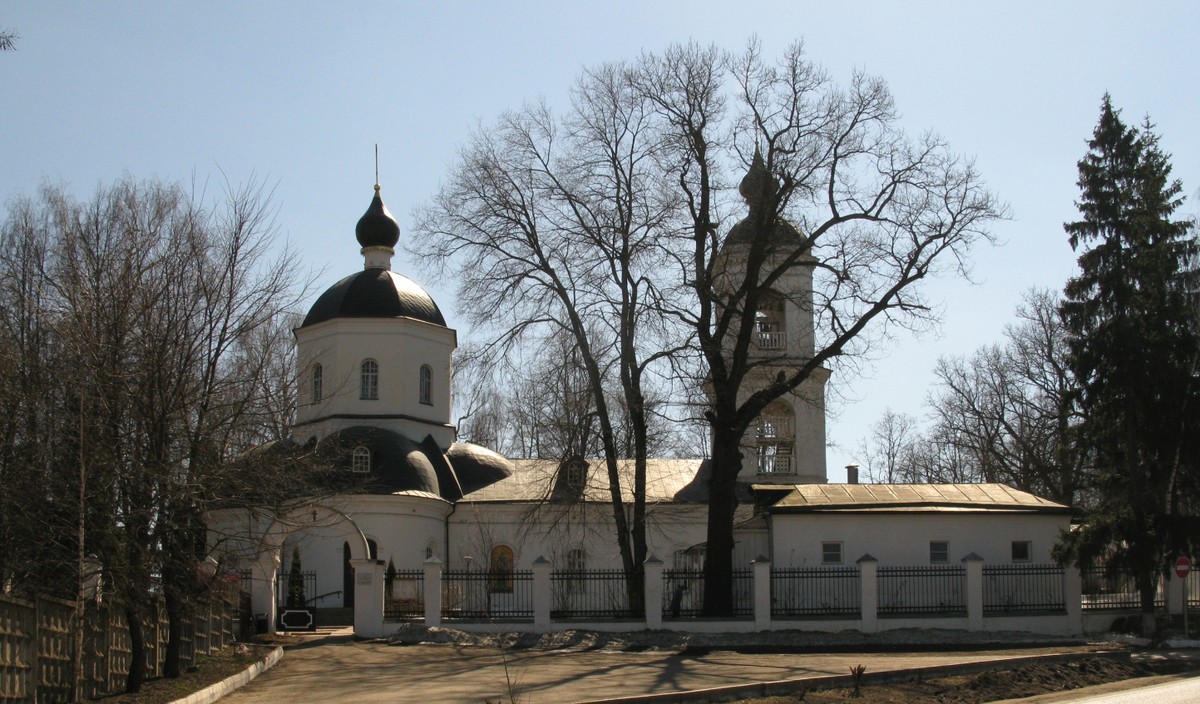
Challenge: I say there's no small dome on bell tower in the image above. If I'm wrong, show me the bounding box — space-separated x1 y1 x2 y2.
356 185 401 270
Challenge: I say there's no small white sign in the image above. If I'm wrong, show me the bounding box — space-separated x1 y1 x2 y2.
357 572 373 585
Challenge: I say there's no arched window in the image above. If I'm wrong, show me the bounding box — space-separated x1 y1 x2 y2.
489 545 514 593
352 446 371 472
311 363 323 403
419 365 433 405
425 539 438 561
361 360 378 400
564 458 587 489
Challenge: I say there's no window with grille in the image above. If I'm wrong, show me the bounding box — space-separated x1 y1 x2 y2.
361 360 378 400
419 365 432 405
1011 541 1032 562
312 364 323 403
930 541 949 563
352 446 371 472
822 542 842 564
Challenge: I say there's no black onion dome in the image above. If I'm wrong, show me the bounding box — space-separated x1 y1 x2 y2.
322 426 442 496
301 269 447 328
356 188 401 249
722 216 805 250
739 148 779 208
446 442 515 495
722 148 805 253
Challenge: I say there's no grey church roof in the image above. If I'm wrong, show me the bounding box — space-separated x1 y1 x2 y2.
461 458 706 503
762 483 1073 514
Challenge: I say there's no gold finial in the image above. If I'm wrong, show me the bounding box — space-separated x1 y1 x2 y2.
374 184 380 192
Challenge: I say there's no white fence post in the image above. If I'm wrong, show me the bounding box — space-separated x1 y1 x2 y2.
1064 565 1083 634
644 555 663 630
1168 570 1186 615
249 554 280 635
753 556 771 631
963 552 984 632
857 554 878 634
532 556 552 633
423 556 442 627
350 559 385 638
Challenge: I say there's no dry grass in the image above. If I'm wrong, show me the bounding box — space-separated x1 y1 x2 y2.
94 643 276 704
740 657 1198 704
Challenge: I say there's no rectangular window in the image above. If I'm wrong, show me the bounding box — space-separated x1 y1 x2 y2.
930 541 949 564
822 542 842 565
1011 541 1032 562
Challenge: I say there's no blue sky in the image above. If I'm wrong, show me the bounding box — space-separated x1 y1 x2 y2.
3 1 1197 480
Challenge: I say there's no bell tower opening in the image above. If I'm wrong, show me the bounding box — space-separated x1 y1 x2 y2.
754 290 787 351
755 399 795 475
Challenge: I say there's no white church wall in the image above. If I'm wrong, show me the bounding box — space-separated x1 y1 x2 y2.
771 512 1069 567
345 495 452 571
295 317 456 448
446 502 712 571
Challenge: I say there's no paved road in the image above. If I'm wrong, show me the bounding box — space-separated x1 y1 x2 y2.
223 639 1102 704
1057 675 1200 703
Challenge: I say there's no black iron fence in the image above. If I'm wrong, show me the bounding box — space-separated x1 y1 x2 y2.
877 565 966 616
1081 567 1166 611
550 570 644 620
441 570 534 620
982 564 1065 614
662 569 753 618
276 570 316 608
771 566 860 617
384 569 425 621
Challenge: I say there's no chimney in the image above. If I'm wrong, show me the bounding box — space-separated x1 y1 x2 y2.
845 463 860 484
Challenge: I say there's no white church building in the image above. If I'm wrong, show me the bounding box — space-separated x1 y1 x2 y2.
209 164 1086 637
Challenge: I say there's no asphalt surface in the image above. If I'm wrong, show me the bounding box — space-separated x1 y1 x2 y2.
1038 675 1200 704
220 637 1112 704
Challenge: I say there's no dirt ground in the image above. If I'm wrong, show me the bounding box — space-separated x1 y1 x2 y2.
387 624 1096 652
740 657 1199 704
94 643 276 704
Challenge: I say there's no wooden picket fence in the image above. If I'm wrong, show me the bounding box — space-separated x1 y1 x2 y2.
0 594 240 703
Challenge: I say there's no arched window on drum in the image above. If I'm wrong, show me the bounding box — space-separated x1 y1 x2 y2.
419 365 433 405
361 360 379 400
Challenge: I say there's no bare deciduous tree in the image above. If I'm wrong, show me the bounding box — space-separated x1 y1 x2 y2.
854 408 920 483
417 39 1005 615
637 40 1005 614
0 176 311 691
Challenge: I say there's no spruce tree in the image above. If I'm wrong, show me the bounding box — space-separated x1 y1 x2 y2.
1057 95 1199 635
287 546 306 609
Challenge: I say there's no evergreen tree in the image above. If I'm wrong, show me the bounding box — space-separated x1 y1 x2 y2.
1056 95 1200 634
286 546 306 609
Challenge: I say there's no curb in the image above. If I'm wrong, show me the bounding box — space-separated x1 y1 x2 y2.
570 649 1132 704
168 646 284 704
